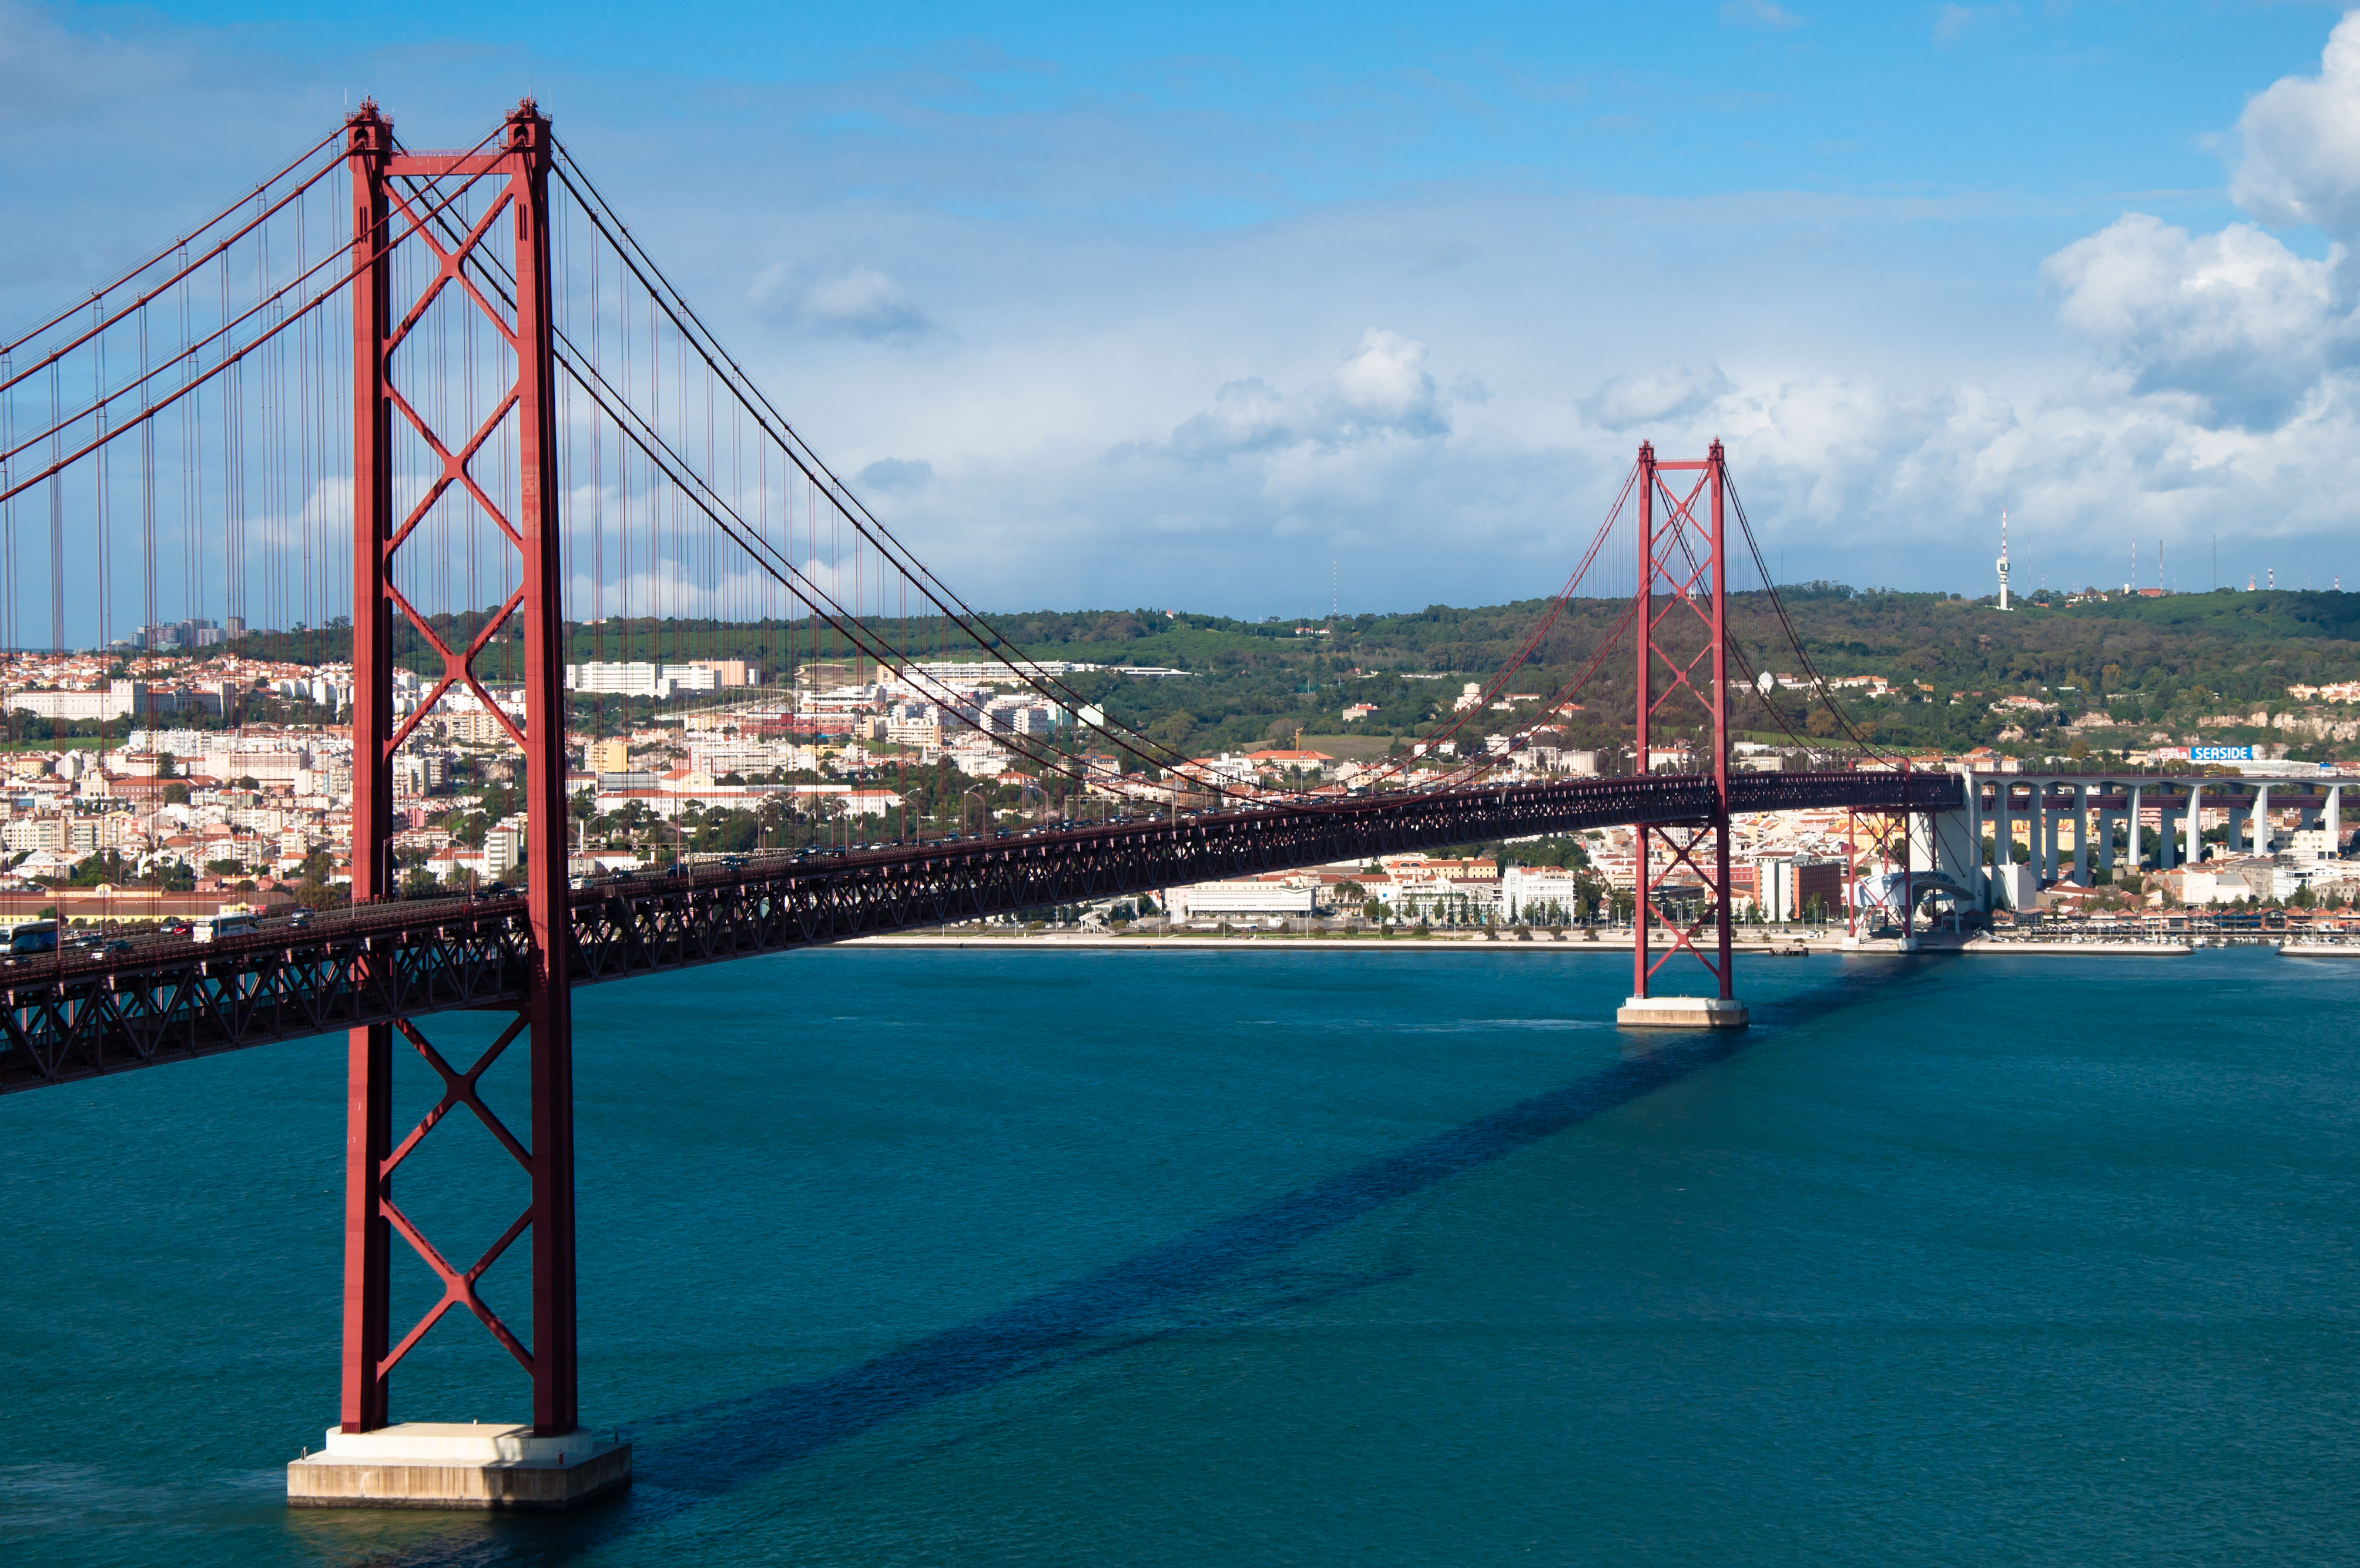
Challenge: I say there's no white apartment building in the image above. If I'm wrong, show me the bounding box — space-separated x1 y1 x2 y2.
688 740 811 778
1166 880 1318 920
565 660 763 699
3 815 103 854
2289 828 2342 862
394 751 451 795
950 749 1014 777
1390 880 1502 922
271 674 353 708
901 659 1102 685
1187 755 1256 787
484 827 523 879
1501 865 1585 921
8 681 195 722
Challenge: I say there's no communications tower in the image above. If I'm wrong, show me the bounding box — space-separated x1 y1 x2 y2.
1996 511 2012 611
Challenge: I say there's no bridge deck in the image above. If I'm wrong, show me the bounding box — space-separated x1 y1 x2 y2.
0 770 1959 1094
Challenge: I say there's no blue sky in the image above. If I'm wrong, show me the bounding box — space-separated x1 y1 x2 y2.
7 1 2360 614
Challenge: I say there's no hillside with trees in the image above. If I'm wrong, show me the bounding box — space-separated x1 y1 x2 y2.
220 584 2360 764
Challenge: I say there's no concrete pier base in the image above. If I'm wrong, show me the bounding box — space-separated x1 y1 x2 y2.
1615 996 1749 1030
286 1422 631 1510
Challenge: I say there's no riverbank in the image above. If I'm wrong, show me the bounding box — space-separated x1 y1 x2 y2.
849 933 1635 952
856 930 1872 956
849 930 2211 957
1962 939 2191 955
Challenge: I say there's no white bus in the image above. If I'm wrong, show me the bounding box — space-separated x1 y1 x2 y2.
2 919 56 958
190 913 262 944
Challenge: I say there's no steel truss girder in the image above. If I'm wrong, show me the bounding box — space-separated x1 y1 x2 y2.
0 769 1959 1096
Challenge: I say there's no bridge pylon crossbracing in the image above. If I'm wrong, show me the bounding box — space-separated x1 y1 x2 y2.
291 100 617 1509
337 99 588 1471
0 98 1976 1511
1623 441 1745 1030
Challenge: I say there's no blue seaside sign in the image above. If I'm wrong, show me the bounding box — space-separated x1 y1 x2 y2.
2190 745 2254 762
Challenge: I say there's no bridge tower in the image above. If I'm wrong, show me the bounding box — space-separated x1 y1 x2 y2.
289 101 628 1510
1619 442 1747 1030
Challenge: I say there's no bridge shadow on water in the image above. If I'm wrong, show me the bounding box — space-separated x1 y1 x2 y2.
351 960 1926 1567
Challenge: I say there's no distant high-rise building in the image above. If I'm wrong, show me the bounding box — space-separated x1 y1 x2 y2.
132 617 248 650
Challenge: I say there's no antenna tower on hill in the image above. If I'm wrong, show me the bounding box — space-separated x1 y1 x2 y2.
1996 511 2012 611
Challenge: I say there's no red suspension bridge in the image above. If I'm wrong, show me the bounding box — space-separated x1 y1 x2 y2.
0 103 1959 1508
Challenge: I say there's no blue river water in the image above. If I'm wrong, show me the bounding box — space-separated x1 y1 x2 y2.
4 945 2358 1566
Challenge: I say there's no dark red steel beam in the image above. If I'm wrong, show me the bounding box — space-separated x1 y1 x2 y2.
505 102 580 1438
340 99 397 1437
1634 444 1655 999
327 99 583 1437
1632 443 1735 1000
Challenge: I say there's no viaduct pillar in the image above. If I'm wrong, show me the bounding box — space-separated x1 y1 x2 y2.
2034 783 2050 883
2105 784 2124 883
2073 782 2089 884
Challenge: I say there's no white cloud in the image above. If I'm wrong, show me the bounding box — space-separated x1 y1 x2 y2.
2041 215 2352 428
2230 12 2360 239
1932 4 2016 48
857 457 936 491
750 263 937 341
1581 363 1735 430
1721 0 1806 32
1166 329 1450 462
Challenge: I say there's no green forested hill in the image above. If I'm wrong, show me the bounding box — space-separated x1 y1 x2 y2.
218 584 2360 760
953 586 2360 759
